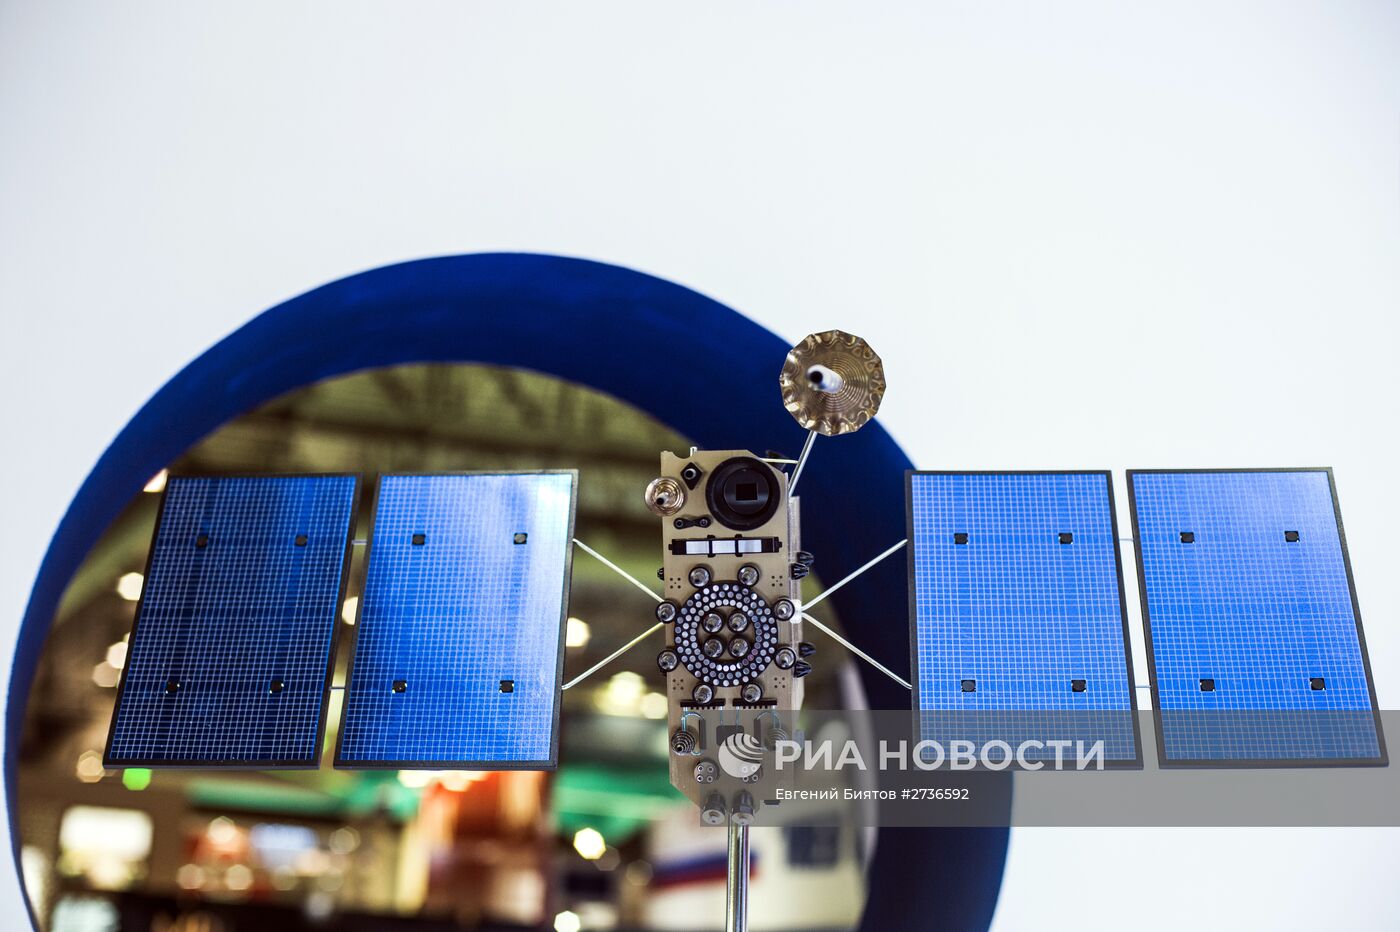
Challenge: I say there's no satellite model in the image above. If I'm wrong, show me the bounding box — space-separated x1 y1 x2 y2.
638 331 886 927
99 327 1384 932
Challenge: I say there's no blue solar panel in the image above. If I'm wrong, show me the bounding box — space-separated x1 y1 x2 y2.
336 472 576 768
105 475 358 767
907 472 1139 764
1129 469 1385 766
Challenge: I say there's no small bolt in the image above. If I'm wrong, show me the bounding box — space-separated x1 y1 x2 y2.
701 792 726 825
730 791 755 825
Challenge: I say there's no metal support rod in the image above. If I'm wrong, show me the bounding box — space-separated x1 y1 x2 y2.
803 539 908 613
561 538 669 691
801 611 913 690
561 622 665 690
788 430 819 494
571 538 663 603
725 822 750 932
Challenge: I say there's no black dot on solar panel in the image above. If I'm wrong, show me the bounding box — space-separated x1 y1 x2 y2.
499 679 515 693
513 532 528 545
1179 531 1195 544
391 679 408 693
294 535 308 547
1285 530 1300 543
1199 677 1215 692
164 678 182 695
1059 532 1074 545
1310 677 1326 691
953 533 969 545
195 534 210 548
411 533 426 546
1071 678 1087 692
268 678 286 694
960 678 976 693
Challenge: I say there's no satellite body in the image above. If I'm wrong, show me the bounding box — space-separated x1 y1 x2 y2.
646 328 885 823
650 450 808 823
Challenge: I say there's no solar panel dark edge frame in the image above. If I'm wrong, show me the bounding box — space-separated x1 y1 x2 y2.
332 469 579 771
103 473 363 770
1126 467 1388 770
903 470 1144 771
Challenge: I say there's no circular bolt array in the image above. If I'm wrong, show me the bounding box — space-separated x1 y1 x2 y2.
688 565 712 588
657 649 679 672
737 563 761 587
673 582 781 687
694 760 718 784
773 598 796 621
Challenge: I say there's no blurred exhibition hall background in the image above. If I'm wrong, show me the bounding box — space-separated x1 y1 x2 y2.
18 365 864 932
4 2 1400 930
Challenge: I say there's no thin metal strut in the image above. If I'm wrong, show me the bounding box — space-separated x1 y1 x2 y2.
725 822 750 932
560 538 667 691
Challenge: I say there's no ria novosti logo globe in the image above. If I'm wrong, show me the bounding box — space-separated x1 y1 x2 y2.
718 731 766 778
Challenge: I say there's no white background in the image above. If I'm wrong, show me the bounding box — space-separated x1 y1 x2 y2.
2 2 1398 928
